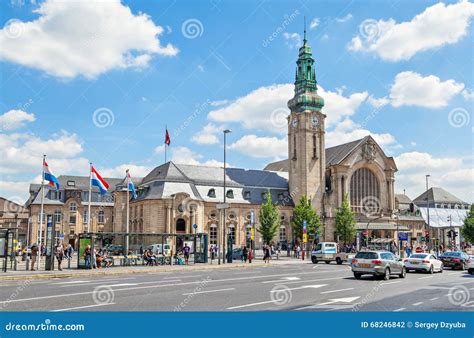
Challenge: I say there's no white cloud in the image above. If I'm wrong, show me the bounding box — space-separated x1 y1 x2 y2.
0 0 178 79
463 88 474 101
170 146 223 167
154 144 166 154
394 152 473 203
0 180 31 204
207 83 368 134
101 164 152 178
0 110 35 130
336 14 353 23
309 18 320 29
367 95 389 109
191 123 221 145
229 135 287 159
283 32 302 49
348 1 474 61
390 71 464 108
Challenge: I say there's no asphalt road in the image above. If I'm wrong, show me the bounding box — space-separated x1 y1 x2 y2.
1 262 473 312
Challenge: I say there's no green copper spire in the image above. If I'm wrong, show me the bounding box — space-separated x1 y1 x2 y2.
287 23 324 112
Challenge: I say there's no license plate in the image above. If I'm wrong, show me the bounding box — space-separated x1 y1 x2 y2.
411 261 419 264
359 263 370 267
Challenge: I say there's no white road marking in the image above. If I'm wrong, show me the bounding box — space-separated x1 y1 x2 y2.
418 276 434 280
104 283 138 287
320 288 354 294
182 288 235 295
54 277 136 285
164 275 202 279
54 280 91 285
381 281 401 285
51 303 115 312
269 284 326 292
60 279 181 287
227 300 276 310
295 296 360 310
412 301 423 306
393 308 405 312
233 271 261 275
430 297 439 301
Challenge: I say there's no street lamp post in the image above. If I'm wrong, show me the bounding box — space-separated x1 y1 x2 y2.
365 214 384 249
425 174 431 252
395 210 400 257
223 129 231 264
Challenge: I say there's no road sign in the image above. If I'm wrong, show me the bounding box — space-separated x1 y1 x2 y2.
303 233 308 243
250 228 255 240
398 232 408 241
216 203 230 209
192 223 198 229
250 210 254 224
59 233 65 240
303 220 307 233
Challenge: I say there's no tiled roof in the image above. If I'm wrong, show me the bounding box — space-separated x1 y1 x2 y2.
413 187 468 206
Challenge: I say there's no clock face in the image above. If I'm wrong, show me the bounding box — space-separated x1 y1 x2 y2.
311 115 319 127
291 117 298 128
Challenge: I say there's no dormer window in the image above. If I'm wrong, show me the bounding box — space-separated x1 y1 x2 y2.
244 191 251 200
207 188 216 198
67 180 75 187
226 189 234 199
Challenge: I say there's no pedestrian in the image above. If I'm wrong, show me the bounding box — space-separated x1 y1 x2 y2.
296 245 301 259
263 244 271 264
242 246 248 263
30 243 38 271
248 247 253 263
55 242 64 271
182 243 191 265
287 244 291 257
84 245 92 269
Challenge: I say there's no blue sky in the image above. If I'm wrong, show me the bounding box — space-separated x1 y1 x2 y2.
0 0 472 203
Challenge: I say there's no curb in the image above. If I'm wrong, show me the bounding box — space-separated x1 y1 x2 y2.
0 262 278 281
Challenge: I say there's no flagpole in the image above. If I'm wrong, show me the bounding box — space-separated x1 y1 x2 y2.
165 144 167 163
126 170 130 255
37 154 46 270
87 162 92 233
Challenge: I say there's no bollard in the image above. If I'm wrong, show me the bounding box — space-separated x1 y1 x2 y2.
67 257 71 269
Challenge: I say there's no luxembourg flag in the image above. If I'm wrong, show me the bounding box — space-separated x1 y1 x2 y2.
91 165 109 194
43 161 60 190
126 169 137 199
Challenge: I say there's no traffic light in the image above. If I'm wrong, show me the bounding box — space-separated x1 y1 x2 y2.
447 230 452 238
425 231 430 242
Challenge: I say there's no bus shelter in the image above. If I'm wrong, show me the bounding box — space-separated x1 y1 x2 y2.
77 232 208 269
0 228 18 272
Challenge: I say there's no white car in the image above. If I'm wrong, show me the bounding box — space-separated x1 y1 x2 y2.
468 255 474 275
404 253 443 273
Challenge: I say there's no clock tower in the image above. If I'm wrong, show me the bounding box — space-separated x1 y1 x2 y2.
287 26 326 212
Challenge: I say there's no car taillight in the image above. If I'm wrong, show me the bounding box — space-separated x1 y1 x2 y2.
352 259 358 263
372 260 382 264
403 259 408 262
422 260 430 263
452 258 461 262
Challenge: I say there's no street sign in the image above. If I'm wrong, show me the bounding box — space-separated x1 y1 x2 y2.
250 228 255 240
398 232 408 241
192 223 198 229
216 203 230 210
303 233 308 243
303 220 307 232
59 233 65 240
250 210 254 224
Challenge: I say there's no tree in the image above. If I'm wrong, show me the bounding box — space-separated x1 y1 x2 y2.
461 204 474 244
257 191 280 245
335 193 356 244
291 195 320 240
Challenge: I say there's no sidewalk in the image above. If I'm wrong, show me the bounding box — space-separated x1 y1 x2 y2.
0 255 309 281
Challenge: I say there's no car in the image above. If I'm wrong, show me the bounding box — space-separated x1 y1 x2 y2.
404 253 443 273
467 255 474 275
351 250 406 281
311 242 355 265
438 251 470 270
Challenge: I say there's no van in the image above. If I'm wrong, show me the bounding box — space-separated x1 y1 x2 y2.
311 242 354 265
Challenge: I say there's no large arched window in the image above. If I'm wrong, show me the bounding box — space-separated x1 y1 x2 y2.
350 168 380 213
176 218 186 233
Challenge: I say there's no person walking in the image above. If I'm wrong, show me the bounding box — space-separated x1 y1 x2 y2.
242 246 248 263
30 244 38 271
55 242 64 271
182 243 191 265
84 245 92 269
263 244 271 264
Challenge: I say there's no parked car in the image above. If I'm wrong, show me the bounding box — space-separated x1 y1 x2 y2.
311 242 355 265
404 253 443 273
351 251 406 280
438 251 470 270
467 255 474 275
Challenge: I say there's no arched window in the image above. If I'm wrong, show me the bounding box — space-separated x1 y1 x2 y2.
207 188 216 198
176 218 186 233
279 226 287 242
69 202 77 211
349 168 380 214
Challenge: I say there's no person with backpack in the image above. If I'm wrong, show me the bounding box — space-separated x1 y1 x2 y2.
55 242 64 271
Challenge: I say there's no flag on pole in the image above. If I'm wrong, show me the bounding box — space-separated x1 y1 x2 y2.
43 161 60 190
165 128 171 145
91 165 109 194
126 169 137 199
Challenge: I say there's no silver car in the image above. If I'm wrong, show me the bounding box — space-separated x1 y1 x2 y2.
351 251 406 280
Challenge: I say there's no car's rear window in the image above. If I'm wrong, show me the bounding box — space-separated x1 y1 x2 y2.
409 254 428 259
441 252 461 257
355 252 378 259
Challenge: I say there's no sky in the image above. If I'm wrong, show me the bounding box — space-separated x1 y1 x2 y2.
0 0 473 205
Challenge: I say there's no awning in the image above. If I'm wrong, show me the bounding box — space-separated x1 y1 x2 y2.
355 223 410 231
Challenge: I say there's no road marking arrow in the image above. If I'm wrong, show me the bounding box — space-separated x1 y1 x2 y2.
269 284 327 292
318 296 360 306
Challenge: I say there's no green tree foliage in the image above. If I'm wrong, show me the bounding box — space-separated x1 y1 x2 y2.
257 191 280 245
335 193 356 244
461 204 474 243
291 195 320 239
